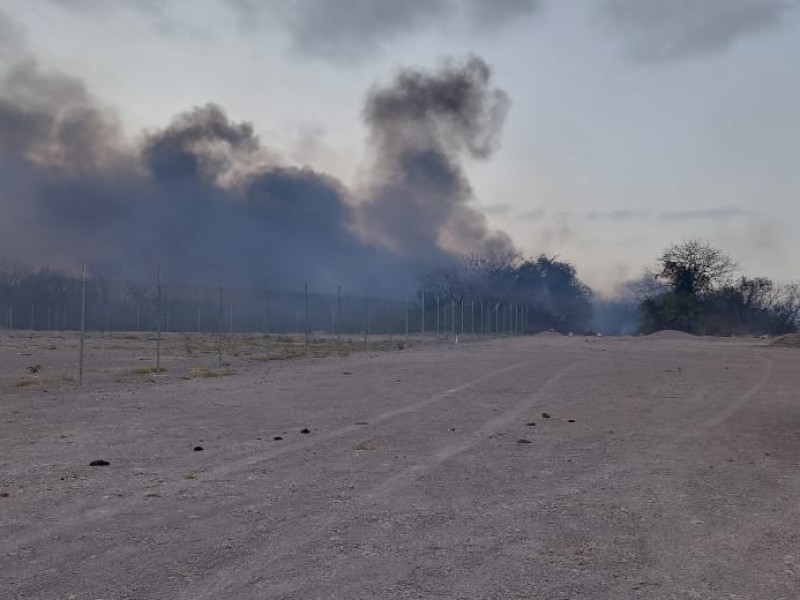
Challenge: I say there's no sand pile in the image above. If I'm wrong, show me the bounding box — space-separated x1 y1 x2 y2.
646 329 696 340
533 330 565 338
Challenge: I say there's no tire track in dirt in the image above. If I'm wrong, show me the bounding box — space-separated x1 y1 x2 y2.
685 355 775 438
618 353 779 596
202 359 532 480
362 362 579 502
1 359 530 553
178 362 581 600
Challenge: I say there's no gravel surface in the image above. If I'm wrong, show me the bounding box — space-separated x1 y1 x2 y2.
1 333 799 599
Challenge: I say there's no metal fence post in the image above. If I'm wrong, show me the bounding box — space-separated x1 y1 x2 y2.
421 291 425 335
156 269 162 371
337 285 342 344
217 285 223 369
304 283 309 357
79 262 86 384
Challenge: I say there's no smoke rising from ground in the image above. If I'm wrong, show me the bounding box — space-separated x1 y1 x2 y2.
360 56 514 261
0 43 513 294
601 0 798 61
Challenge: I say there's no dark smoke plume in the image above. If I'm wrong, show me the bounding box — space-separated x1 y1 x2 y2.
0 42 513 293
601 0 798 61
361 56 514 262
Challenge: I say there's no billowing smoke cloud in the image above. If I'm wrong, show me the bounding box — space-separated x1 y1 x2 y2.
601 0 799 61
360 56 514 260
0 37 513 293
227 0 540 59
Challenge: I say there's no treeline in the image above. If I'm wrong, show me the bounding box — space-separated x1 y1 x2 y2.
417 241 799 337
1 242 797 337
419 252 593 333
636 241 800 336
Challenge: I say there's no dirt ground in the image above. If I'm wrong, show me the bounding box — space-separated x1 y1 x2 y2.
1 332 799 599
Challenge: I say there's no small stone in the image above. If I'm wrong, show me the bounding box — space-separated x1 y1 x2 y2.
89 460 110 467
542 413 551 419
300 428 311 434
273 436 283 441
193 446 204 452
356 441 376 451
0 492 9 498
567 419 576 423
516 438 532 444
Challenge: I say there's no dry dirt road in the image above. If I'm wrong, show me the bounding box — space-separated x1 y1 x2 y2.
1 333 799 599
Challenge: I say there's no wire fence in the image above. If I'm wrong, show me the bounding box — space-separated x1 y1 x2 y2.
1 273 534 387
0 276 531 339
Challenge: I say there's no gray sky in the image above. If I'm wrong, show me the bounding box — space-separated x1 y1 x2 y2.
3 0 799 293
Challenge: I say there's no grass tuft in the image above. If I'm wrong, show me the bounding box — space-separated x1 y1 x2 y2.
130 366 167 376
12 373 75 388
186 367 233 379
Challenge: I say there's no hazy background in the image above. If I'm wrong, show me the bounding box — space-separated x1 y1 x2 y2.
1 0 798 295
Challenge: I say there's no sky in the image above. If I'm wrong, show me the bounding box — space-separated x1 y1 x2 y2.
1 0 799 294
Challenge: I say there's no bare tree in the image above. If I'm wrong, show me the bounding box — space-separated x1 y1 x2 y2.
657 240 737 296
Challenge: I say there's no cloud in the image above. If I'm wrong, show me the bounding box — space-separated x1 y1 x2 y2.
658 205 754 221
37 0 206 39
462 0 541 31
517 208 546 221
600 0 799 61
479 202 514 217
585 209 650 221
226 0 540 60
0 7 26 62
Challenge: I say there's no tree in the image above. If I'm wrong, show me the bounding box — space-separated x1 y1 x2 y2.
639 241 798 336
656 240 736 296
419 252 593 333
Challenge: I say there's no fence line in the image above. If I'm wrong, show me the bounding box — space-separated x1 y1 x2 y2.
0 275 536 339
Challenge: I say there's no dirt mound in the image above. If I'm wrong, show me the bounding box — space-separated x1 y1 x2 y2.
533 330 565 337
771 333 800 348
646 329 696 340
